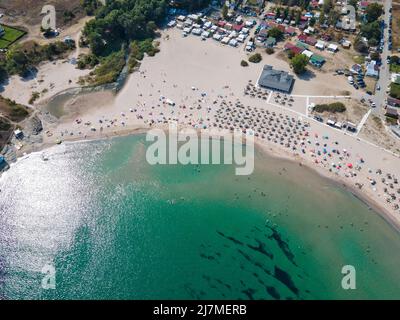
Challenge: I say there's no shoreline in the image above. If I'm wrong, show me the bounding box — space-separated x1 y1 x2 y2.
254 139 400 233
4 124 400 233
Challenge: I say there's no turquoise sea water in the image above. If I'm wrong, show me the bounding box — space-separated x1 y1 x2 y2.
1 134 400 300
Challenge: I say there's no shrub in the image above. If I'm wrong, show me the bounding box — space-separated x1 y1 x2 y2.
89 50 126 86
266 47 274 55
77 54 99 69
314 102 346 113
0 117 12 131
248 53 262 63
240 60 249 67
29 92 40 105
267 27 284 40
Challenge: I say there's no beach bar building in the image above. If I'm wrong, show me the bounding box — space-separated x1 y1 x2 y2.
257 65 295 93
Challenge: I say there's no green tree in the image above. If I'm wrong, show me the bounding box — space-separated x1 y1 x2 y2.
318 11 325 25
248 53 262 63
222 4 228 19
268 27 284 40
360 21 381 44
276 7 281 18
295 10 301 25
322 0 333 13
291 54 309 74
0 65 8 83
390 56 400 65
354 37 368 53
365 3 383 23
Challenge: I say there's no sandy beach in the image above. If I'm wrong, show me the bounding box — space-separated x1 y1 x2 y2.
3 27 400 230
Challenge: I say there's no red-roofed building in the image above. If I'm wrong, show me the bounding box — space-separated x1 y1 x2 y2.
387 97 400 107
276 24 285 32
284 43 303 55
359 1 369 10
310 0 319 8
298 34 307 42
321 33 332 41
266 12 276 19
218 21 226 28
284 42 296 50
232 24 243 32
305 36 317 46
285 27 296 35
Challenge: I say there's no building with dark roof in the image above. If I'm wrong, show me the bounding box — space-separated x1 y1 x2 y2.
385 106 399 119
257 65 295 93
387 97 400 107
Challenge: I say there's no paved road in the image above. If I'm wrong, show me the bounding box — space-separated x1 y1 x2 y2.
373 0 393 112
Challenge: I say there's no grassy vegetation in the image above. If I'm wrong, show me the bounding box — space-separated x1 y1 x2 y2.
77 54 99 70
392 3 400 51
1 41 75 77
0 116 13 150
128 39 160 73
372 115 383 129
390 63 400 73
390 82 400 99
0 24 26 49
314 102 346 113
86 51 126 86
353 55 365 64
82 39 161 85
29 92 40 105
386 116 398 125
0 117 12 131
0 96 30 122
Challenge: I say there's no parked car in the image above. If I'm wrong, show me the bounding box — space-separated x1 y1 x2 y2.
314 115 323 122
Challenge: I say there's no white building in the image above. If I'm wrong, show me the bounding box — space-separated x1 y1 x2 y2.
327 43 338 52
302 50 314 59
229 39 238 47
391 73 400 84
315 40 325 50
221 37 230 44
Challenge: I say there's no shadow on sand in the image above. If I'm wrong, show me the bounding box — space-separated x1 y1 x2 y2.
296 70 316 81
